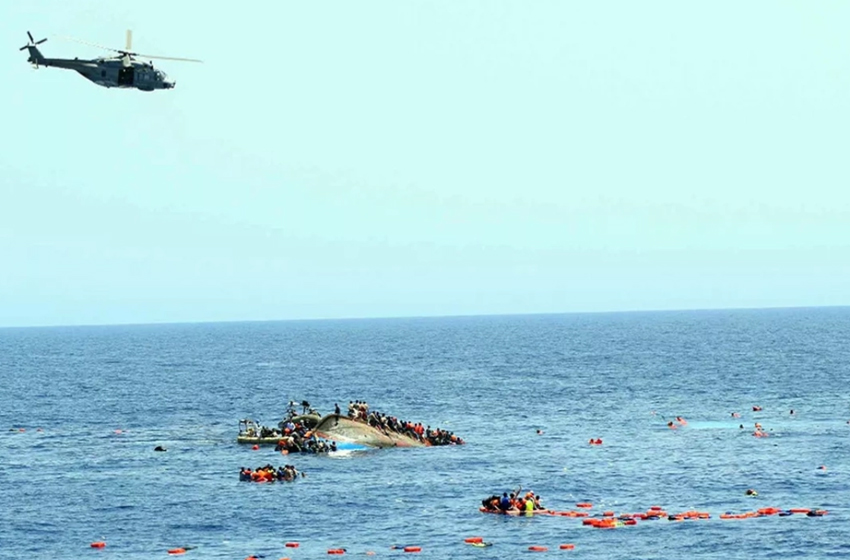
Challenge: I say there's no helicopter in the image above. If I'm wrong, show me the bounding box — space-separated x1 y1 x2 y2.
19 30 202 91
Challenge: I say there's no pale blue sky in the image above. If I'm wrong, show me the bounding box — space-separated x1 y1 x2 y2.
2 1 848 327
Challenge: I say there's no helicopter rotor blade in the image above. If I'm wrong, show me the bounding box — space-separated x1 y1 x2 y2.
54 34 123 54
53 33 201 63
28 31 34 43
132 53 203 63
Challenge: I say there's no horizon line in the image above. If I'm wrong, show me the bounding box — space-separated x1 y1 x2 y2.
1 303 847 331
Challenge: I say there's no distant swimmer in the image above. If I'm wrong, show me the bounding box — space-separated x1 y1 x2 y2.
731 412 741 418
753 406 763 412
746 489 758 496
667 421 678 429
154 445 167 452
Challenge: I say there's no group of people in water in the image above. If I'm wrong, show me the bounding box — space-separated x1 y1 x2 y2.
481 488 546 513
239 464 304 483
344 399 465 446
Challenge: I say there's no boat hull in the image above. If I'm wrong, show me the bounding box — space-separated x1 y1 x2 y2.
311 414 429 448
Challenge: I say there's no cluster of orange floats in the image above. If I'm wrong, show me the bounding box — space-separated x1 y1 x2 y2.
479 502 829 528
88 504 828 556
561 503 827 527
720 507 827 519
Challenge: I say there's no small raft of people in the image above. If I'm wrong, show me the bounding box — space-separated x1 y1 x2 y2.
481 489 545 514
346 399 465 446
239 464 304 483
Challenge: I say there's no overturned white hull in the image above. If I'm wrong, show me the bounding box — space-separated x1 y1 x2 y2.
311 415 429 448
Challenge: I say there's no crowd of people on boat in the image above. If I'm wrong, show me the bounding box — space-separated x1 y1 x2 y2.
239 412 339 454
345 400 465 446
239 464 304 482
481 488 545 513
273 413 338 453
275 432 338 454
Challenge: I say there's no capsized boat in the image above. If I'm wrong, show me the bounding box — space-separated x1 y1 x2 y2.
311 414 429 448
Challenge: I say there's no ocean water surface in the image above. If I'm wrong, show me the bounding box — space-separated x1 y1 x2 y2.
1 308 848 559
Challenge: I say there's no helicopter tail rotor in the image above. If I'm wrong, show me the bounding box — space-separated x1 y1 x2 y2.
20 31 47 50
20 31 47 68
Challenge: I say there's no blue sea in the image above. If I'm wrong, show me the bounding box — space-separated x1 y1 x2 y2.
1 308 848 559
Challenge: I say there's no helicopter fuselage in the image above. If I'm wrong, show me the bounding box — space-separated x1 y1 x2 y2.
25 45 174 91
